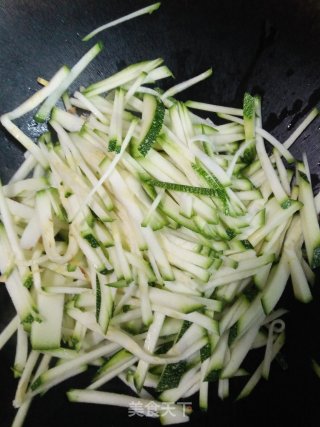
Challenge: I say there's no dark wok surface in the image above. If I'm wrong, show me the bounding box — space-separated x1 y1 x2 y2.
0 0 320 426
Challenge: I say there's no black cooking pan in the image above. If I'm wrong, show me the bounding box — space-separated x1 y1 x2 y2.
0 0 320 426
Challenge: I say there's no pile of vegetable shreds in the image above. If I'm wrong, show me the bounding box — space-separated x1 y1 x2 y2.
1 3 320 427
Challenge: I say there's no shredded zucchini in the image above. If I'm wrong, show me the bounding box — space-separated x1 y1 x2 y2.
0 6 320 427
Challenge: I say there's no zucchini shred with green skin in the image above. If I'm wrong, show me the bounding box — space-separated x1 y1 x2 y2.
1 15 320 427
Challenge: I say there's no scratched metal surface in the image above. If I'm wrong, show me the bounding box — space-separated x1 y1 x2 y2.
0 0 320 426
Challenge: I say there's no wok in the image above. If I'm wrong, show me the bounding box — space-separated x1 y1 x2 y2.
0 0 319 426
